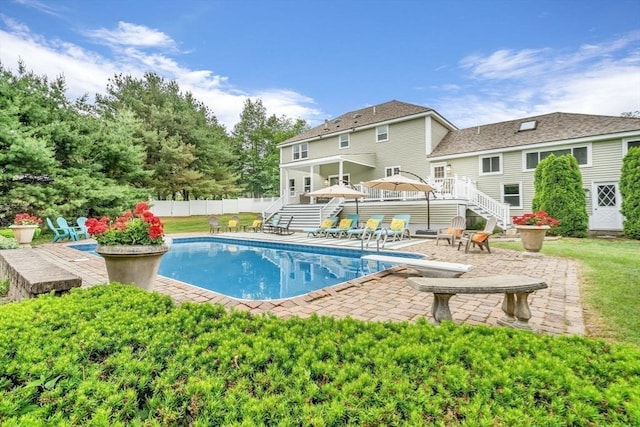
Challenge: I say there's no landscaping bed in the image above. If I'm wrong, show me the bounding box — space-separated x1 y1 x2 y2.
1 284 638 425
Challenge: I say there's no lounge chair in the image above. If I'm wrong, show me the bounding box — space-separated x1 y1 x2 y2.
274 216 294 235
226 215 240 232
435 215 466 246
263 214 281 233
325 214 359 238
458 216 497 253
346 215 384 240
208 216 221 233
369 214 411 247
303 217 338 237
56 217 87 240
245 219 263 232
46 217 75 242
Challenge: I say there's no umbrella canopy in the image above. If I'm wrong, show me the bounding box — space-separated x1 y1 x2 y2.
364 174 435 229
305 184 368 214
363 174 434 193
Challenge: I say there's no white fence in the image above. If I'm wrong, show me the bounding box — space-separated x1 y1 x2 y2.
150 198 278 217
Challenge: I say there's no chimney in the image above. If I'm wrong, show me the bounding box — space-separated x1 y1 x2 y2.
323 119 329 130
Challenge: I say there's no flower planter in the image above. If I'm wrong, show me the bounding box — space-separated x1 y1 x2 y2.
96 243 170 290
9 224 39 244
516 225 550 252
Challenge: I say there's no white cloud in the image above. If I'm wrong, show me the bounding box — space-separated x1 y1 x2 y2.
84 21 177 49
0 19 323 129
440 32 640 127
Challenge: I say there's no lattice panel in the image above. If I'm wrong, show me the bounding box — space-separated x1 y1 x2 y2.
598 185 616 207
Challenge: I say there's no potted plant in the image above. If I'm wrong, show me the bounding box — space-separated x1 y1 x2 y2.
86 202 170 290
9 213 42 244
511 211 560 252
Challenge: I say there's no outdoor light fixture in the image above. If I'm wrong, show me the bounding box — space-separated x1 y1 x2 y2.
324 179 330 187
446 164 452 174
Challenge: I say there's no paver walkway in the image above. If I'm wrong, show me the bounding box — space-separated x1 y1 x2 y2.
33 232 584 336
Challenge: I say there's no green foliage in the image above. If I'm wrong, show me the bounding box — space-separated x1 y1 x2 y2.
533 154 588 237
96 73 238 200
1 285 639 425
232 99 308 197
620 147 640 239
0 235 19 249
0 279 8 296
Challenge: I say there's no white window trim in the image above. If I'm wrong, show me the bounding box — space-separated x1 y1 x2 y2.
338 134 350 149
376 125 389 143
327 173 351 185
522 143 592 171
385 166 401 177
622 137 640 156
303 176 311 193
501 182 523 209
479 154 503 176
291 142 308 161
288 178 296 196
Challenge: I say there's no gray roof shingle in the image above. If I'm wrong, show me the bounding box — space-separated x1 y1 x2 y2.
280 100 432 145
430 112 640 157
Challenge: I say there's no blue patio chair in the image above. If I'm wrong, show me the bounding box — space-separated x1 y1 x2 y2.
56 217 87 241
46 217 74 242
369 214 411 247
346 215 384 240
76 216 89 236
263 214 281 233
325 214 359 238
303 216 338 237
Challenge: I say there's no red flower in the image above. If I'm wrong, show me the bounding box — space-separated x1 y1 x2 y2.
84 202 165 246
13 213 42 225
512 211 560 227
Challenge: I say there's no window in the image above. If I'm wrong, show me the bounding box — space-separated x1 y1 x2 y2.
503 183 522 208
385 166 401 177
623 138 640 155
338 134 349 149
480 155 501 174
288 179 296 196
525 145 590 170
376 125 389 142
292 142 308 160
303 177 311 193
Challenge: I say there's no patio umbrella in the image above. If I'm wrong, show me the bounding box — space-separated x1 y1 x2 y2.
363 173 435 229
305 184 368 214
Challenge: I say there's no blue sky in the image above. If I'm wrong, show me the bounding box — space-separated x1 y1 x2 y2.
1 0 639 130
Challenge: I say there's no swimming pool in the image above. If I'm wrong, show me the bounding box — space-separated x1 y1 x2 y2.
70 236 423 300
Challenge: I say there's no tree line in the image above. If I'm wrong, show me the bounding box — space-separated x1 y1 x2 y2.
0 62 307 225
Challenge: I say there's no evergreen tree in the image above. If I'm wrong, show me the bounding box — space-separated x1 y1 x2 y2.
96 73 237 200
534 154 588 237
620 147 640 239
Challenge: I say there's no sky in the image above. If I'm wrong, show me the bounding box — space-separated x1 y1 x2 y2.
1 0 639 131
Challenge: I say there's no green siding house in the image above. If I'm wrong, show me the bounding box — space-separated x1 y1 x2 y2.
277 100 640 233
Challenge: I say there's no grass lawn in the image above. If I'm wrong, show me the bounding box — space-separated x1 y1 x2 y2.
493 237 640 346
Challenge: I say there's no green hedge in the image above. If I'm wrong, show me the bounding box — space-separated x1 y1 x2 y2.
1 285 638 425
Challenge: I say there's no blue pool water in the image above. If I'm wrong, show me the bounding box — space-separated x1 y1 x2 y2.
70 237 422 300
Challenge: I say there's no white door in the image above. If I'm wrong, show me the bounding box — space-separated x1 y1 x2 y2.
592 182 623 230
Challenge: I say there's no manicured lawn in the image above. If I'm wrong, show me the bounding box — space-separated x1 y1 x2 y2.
493 237 640 346
162 214 259 234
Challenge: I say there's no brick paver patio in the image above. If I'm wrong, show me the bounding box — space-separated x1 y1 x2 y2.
33 233 584 336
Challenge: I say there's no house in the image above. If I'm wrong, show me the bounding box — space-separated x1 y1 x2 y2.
276 100 640 233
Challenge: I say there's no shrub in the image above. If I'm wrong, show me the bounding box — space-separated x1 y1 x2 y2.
620 147 640 239
0 285 638 425
533 154 588 237
0 235 19 249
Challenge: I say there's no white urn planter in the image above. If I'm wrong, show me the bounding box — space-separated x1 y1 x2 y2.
9 224 39 244
516 225 550 252
96 243 170 290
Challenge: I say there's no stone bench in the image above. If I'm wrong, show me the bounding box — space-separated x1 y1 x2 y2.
407 275 548 330
361 254 472 278
0 248 82 301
